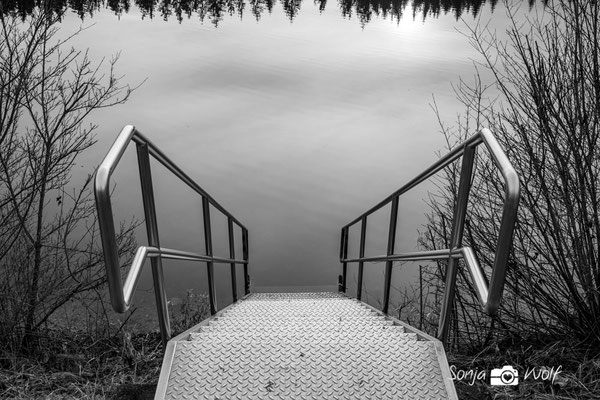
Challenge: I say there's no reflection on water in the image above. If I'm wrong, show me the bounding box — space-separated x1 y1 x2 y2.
3 0 540 25
2 0 541 323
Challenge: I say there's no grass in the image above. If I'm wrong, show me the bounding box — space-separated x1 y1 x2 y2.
0 328 163 399
0 290 210 400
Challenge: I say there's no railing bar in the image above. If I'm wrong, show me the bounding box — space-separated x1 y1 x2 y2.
343 254 453 263
479 128 516 181
234 220 245 230
438 145 475 342
150 149 245 227
136 142 171 346
101 126 137 179
339 227 345 260
121 247 248 305
96 125 251 344
343 248 460 263
339 228 348 293
132 131 246 229
123 247 151 308
158 250 248 264
461 247 489 306
480 128 520 314
228 217 238 303
242 228 250 295
149 247 463 268
382 196 399 314
202 196 217 315
356 217 367 301
338 128 519 346
342 134 482 229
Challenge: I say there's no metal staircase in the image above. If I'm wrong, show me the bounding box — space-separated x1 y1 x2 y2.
95 126 520 400
157 292 456 399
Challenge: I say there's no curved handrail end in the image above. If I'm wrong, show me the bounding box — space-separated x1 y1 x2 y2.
95 125 138 314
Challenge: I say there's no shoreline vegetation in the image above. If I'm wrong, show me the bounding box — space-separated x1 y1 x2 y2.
2 0 599 399
0 290 210 399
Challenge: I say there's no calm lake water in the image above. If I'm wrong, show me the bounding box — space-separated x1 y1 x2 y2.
25 0 533 323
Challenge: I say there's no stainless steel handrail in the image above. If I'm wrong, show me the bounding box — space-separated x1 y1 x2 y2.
339 128 520 343
95 125 249 346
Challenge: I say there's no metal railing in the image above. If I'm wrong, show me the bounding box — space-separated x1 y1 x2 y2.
94 125 249 346
338 128 520 343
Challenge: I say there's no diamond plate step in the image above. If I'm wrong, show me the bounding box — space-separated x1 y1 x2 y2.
208 320 395 328
247 292 346 299
156 292 457 400
188 332 416 342
163 340 448 399
187 335 420 345
193 325 407 337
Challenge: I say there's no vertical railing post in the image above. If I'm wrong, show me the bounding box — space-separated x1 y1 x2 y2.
357 217 367 301
136 143 170 347
438 145 476 343
228 217 237 303
202 197 217 315
339 228 349 293
242 228 250 295
382 197 399 314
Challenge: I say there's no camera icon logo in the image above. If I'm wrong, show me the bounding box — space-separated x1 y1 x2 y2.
490 366 519 386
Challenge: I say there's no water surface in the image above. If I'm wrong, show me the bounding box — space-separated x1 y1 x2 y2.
14 0 533 320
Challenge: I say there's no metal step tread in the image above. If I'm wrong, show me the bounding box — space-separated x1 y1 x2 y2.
163 339 448 399
188 332 419 342
227 303 370 312
220 311 379 317
223 312 378 319
193 325 406 336
207 320 395 327
158 292 455 400
186 329 414 340
245 292 347 300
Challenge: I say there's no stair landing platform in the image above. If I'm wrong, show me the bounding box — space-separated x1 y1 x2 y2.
155 292 458 399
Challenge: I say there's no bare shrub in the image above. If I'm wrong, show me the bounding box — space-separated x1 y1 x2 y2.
422 0 600 349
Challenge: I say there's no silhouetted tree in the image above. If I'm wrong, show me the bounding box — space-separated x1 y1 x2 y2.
0 6 138 352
